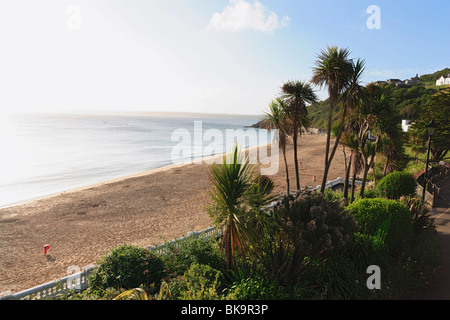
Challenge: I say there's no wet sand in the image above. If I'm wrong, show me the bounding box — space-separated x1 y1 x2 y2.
0 133 346 294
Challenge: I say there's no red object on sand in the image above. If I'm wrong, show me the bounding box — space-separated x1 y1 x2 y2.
314 176 316 181
44 245 50 255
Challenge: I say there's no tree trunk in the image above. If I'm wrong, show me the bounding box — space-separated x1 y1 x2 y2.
320 103 334 193
321 97 346 193
292 127 300 191
360 163 370 198
282 147 290 195
383 157 389 177
343 154 352 200
350 159 358 203
361 152 376 198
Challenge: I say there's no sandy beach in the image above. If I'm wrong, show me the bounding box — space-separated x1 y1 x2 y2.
0 133 347 294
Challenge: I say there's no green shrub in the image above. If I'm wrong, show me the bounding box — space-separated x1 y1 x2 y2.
375 171 417 199
305 255 371 300
347 232 390 270
399 196 435 235
346 198 413 256
88 244 165 292
169 263 224 300
354 188 381 200
160 235 225 278
323 188 343 202
225 275 288 300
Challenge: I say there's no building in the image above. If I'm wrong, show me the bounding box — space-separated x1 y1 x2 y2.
404 74 420 85
402 120 414 132
386 79 403 85
436 74 450 86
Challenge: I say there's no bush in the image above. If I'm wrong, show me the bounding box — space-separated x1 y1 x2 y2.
323 188 343 202
247 192 360 290
225 275 288 300
375 171 417 199
347 232 390 271
88 244 165 292
279 192 360 257
160 235 225 278
305 255 371 300
169 263 224 300
346 198 413 257
354 188 381 200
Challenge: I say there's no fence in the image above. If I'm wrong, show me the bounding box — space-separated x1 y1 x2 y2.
0 264 96 300
416 162 450 207
0 177 345 300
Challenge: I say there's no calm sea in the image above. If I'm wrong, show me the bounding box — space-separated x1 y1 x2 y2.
0 113 265 208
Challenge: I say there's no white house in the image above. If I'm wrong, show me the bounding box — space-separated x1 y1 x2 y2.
402 120 413 132
436 74 450 86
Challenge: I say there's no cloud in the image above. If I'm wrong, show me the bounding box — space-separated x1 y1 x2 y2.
207 0 290 34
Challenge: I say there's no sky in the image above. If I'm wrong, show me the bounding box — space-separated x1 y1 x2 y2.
0 0 448 116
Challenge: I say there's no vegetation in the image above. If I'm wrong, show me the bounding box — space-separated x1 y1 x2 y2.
280 80 318 190
263 98 291 194
311 46 355 193
375 171 418 199
409 88 450 161
88 244 165 294
347 198 413 257
51 50 446 301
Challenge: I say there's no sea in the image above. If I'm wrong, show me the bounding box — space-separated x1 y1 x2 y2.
0 112 267 208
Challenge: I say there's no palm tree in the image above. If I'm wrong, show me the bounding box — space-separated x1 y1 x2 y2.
312 46 354 193
207 144 254 269
263 98 291 195
281 80 318 191
353 84 394 197
379 125 405 177
339 130 359 202
341 113 365 203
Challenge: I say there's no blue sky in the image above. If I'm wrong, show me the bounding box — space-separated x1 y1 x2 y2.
0 0 448 115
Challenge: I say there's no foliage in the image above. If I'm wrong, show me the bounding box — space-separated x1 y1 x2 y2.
246 175 277 214
305 255 373 300
409 88 450 161
113 283 171 301
399 196 434 235
281 192 360 257
347 232 390 273
308 68 448 131
311 46 356 192
322 187 343 202
375 170 417 199
264 98 291 194
169 263 224 300
88 244 164 293
354 187 381 200
248 192 359 291
281 80 318 190
159 235 225 278
225 273 288 300
207 144 255 268
346 198 413 257
419 68 450 84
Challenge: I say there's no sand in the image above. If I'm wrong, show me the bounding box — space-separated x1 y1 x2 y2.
0 133 347 294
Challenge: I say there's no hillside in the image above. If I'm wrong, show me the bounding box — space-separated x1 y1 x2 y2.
307 68 449 129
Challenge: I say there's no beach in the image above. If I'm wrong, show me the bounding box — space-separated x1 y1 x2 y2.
0 133 346 294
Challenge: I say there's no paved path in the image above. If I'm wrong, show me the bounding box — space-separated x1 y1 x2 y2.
416 175 450 300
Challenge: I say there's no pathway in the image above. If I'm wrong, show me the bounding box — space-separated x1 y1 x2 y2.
416 175 450 300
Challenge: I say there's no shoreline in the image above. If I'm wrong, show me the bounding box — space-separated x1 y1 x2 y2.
0 143 267 211
0 134 347 294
